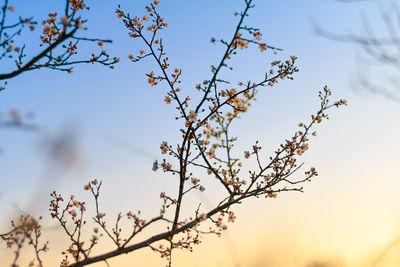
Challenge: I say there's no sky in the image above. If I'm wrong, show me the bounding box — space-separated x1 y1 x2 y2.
1 0 400 266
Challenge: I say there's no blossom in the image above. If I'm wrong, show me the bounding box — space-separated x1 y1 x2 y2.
296 143 309 155
191 177 200 185
187 110 196 124
75 19 83 29
43 26 57 36
62 15 70 25
134 18 141 27
206 148 215 159
334 99 348 107
237 39 248 49
117 11 124 18
164 96 171 104
228 211 236 223
233 97 242 107
160 141 168 154
161 161 172 171
69 210 77 218
310 167 317 175
152 160 158 171
198 213 207 222
9 108 21 122
148 77 157 86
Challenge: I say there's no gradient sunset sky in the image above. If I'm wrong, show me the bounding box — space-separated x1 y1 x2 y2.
1 0 400 266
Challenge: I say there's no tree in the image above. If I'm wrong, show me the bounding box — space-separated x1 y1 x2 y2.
0 0 347 266
311 0 400 102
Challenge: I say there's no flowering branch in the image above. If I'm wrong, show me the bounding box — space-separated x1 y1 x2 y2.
0 0 119 92
0 0 347 266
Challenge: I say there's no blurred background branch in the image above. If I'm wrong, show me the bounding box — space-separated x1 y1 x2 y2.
311 0 400 102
